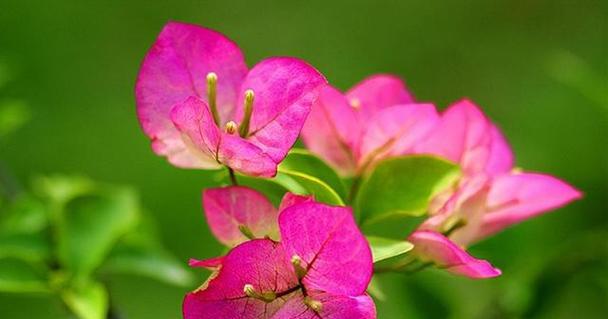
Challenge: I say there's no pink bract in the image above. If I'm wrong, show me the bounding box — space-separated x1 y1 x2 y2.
415 99 514 177
203 186 279 247
202 187 314 248
301 75 439 176
136 21 326 177
408 230 501 279
184 198 375 319
412 99 581 278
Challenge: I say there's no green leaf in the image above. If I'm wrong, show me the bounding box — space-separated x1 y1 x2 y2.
61 280 108 319
0 196 51 264
276 169 345 206
0 258 50 293
33 175 95 207
356 155 459 224
0 232 51 262
58 187 139 279
367 236 414 263
0 195 48 234
101 242 193 287
94 213 193 287
279 149 347 199
361 215 426 240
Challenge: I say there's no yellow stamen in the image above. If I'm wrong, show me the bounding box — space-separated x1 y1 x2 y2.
304 296 323 312
238 224 255 239
291 255 307 280
243 284 256 297
243 284 276 302
239 89 255 137
206 72 220 125
225 121 238 134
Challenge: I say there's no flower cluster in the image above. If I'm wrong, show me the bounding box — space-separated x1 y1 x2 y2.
185 189 374 318
135 21 581 318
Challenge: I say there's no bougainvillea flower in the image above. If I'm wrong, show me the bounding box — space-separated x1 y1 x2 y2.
184 199 375 319
136 21 326 177
416 99 581 244
409 99 581 278
301 75 438 176
409 171 580 279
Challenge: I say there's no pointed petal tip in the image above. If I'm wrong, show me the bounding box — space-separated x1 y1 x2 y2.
409 230 501 280
188 256 224 269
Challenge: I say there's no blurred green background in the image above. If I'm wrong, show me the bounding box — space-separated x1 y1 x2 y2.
1 0 606 318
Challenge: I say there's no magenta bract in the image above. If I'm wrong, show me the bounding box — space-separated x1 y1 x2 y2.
301 75 439 176
184 195 375 319
203 186 279 247
412 100 581 278
201 187 314 248
136 21 326 177
408 230 501 279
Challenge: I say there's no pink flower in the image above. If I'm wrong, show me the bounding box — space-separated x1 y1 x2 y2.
136 22 326 177
409 99 581 278
301 75 439 176
184 189 375 318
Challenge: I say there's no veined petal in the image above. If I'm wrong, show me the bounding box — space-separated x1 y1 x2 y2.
408 231 501 279
358 103 439 170
217 133 277 177
136 22 247 167
183 239 298 319
301 85 360 176
279 202 372 296
478 172 582 240
238 57 327 163
203 186 279 247
346 74 414 119
270 292 376 319
169 96 222 168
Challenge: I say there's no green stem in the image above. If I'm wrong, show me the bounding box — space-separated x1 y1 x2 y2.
227 168 238 186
